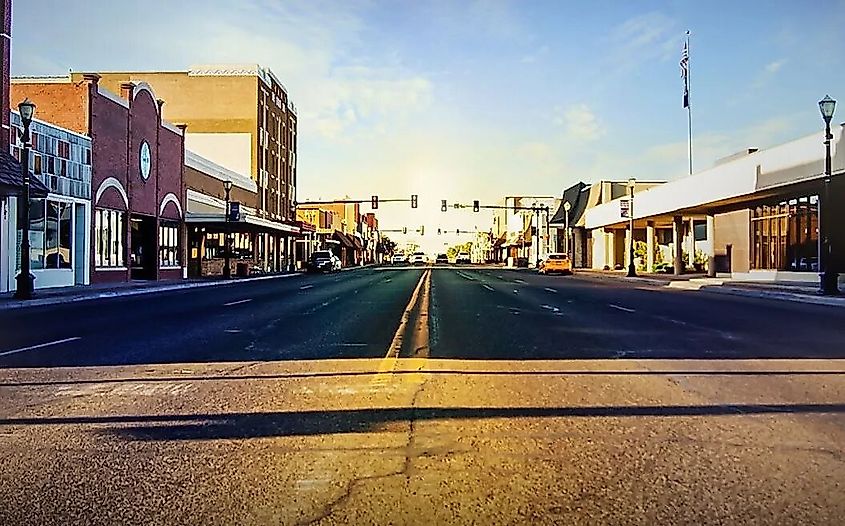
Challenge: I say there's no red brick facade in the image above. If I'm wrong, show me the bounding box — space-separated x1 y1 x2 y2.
12 75 186 284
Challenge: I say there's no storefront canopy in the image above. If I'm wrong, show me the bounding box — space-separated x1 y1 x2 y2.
0 151 49 198
333 231 355 249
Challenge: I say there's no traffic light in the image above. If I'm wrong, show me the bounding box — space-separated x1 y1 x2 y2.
402 227 407 234
456 229 460 235
473 200 480 212
411 194 418 208
441 199 447 212
420 225 425 236
371 195 378 209
437 228 442 235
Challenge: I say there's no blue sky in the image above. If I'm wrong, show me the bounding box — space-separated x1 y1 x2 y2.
12 0 845 245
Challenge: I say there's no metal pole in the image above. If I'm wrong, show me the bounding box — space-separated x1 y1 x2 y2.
820 121 838 295
686 30 693 176
627 185 637 277
14 123 33 299
223 186 231 279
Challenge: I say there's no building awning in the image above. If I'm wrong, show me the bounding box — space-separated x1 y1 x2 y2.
549 182 588 227
351 235 364 251
333 231 355 249
0 151 49 198
186 212 300 234
492 232 507 248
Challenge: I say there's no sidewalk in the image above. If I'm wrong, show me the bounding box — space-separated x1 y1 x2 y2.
0 272 302 311
574 269 845 308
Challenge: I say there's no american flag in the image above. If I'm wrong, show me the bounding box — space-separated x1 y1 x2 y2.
680 41 689 108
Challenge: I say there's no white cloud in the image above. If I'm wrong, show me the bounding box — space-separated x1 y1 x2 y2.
765 59 787 74
607 11 680 71
556 104 604 142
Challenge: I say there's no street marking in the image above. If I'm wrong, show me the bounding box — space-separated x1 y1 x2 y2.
540 304 561 313
514 279 526 284
299 284 314 290
482 284 494 291
224 329 242 333
334 343 368 347
223 299 252 306
513 289 519 294
544 287 557 293
0 337 81 357
372 268 431 387
609 304 635 313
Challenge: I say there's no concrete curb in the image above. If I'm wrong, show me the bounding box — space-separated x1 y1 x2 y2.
0 272 302 311
573 272 671 287
700 286 845 308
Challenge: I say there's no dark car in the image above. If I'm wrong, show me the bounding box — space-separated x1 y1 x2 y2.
435 254 449 264
307 250 341 273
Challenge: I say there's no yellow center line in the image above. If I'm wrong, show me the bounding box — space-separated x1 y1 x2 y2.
370 269 431 388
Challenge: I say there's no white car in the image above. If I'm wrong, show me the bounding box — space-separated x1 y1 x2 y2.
456 252 471 264
392 254 407 264
409 252 427 265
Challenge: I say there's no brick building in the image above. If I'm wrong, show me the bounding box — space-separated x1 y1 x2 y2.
79 65 299 272
12 74 187 283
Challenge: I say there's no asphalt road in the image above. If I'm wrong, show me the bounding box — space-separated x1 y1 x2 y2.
1 266 845 524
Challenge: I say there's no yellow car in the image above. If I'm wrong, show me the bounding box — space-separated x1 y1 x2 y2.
539 253 573 275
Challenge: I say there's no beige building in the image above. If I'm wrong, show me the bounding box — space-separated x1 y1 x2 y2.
79 65 299 272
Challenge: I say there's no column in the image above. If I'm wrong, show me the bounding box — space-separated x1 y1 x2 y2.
646 221 655 273
688 219 696 269
624 228 631 268
606 229 615 270
673 215 683 275
706 214 716 277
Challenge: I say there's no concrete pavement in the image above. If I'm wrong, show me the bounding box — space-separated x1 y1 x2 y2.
1 266 844 524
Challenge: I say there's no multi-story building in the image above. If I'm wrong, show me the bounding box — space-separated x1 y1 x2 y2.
491 195 558 267
12 74 187 284
83 65 298 272
1 112 92 290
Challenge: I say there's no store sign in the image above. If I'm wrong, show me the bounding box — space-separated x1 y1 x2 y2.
620 199 630 218
228 202 241 222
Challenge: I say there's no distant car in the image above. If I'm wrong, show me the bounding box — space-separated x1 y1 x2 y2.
539 253 572 275
409 252 427 265
456 252 471 264
435 254 449 264
392 254 407 265
307 250 341 273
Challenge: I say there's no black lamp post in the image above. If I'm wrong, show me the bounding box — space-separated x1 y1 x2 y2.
14 99 36 300
627 177 637 277
563 201 571 257
223 179 233 279
819 95 838 295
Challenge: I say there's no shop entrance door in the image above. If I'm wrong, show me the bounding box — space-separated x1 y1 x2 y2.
130 215 156 280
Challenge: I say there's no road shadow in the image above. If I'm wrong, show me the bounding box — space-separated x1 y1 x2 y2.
2 404 843 441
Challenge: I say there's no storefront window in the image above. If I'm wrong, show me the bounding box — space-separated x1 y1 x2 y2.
751 196 818 271
27 199 46 270
95 208 125 267
159 223 180 267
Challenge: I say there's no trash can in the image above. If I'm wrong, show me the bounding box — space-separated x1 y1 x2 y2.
236 262 249 277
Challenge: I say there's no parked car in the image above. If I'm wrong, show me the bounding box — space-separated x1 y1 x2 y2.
307 250 341 273
456 252 471 264
435 254 449 264
539 253 572 275
409 252 427 265
392 253 407 264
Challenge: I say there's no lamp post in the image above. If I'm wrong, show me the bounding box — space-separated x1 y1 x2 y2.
818 95 838 295
563 201 572 257
223 179 233 279
14 99 36 300
627 177 637 277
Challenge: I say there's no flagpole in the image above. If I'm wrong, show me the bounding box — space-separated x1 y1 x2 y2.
686 30 693 175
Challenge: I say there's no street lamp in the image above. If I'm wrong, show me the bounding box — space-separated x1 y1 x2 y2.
563 201 572 258
818 95 838 295
14 99 36 300
627 177 637 277
223 179 233 279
